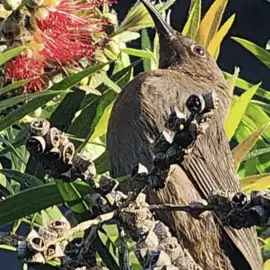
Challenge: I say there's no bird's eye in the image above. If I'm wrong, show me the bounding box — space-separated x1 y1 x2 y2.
191 45 206 57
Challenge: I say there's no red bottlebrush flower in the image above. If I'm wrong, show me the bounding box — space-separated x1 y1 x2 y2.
4 0 117 93
5 53 48 93
35 0 115 64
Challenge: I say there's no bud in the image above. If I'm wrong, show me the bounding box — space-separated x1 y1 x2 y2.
2 0 22 11
1 13 23 39
25 0 44 8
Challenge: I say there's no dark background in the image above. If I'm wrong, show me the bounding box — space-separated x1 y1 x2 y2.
1 0 270 269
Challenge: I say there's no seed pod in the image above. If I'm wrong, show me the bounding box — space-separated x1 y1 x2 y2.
29 119 50 136
26 136 46 155
99 175 118 194
153 221 172 241
43 147 61 164
231 192 248 208
165 108 186 132
27 252 45 264
38 228 57 243
48 217 70 237
247 205 269 227
72 154 96 178
131 163 148 180
26 229 45 252
44 242 64 261
144 249 171 268
158 237 183 262
134 247 148 265
151 131 173 155
62 142 75 164
44 127 61 149
203 91 219 110
185 94 205 113
153 152 170 170
64 238 84 258
137 230 159 249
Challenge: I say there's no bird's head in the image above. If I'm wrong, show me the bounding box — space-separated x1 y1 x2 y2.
141 0 226 84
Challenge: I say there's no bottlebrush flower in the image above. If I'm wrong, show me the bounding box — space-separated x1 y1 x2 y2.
4 0 117 93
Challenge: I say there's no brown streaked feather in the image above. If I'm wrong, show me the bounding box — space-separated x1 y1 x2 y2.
107 69 262 270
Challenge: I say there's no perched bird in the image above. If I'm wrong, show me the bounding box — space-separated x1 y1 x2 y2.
107 0 263 269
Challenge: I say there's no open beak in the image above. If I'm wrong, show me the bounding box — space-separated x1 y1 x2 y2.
140 0 175 40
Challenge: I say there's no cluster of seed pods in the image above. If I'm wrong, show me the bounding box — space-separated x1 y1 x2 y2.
17 218 70 264
26 119 96 180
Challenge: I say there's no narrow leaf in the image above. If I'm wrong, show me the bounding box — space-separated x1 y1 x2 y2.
0 80 28 96
240 174 270 193
99 73 121 93
245 147 270 161
225 83 261 141
224 72 270 101
0 182 92 226
0 169 43 188
113 1 176 36
0 46 25 65
0 90 67 133
232 37 270 68
232 122 270 169
196 0 228 47
49 62 110 91
0 90 64 111
141 28 152 71
182 0 201 39
208 14 235 58
226 66 240 97
49 88 86 130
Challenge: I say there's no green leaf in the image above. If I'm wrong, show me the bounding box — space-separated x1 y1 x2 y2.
0 134 27 167
240 173 270 193
224 73 270 101
225 82 261 141
232 37 270 68
0 182 92 226
232 122 270 169
0 80 29 96
0 245 16 251
208 14 235 58
121 47 155 60
0 46 25 65
69 62 138 149
49 62 110 91
196 0 228 47
245 147 270 161
113 0 176 36
141 28 152 71
49 88 86 131
0 164 13 195
0 128 28 156
0 169 43 188
182 0 201 39
95 150 108 174
98 73 121 94
0 90 67 133
226 67 240 97
56 181 91 221
0 90 64 111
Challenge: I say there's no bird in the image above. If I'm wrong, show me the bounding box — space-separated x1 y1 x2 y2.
106 0 263 269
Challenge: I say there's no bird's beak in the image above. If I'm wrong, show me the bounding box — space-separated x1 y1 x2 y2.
140 0 175 40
